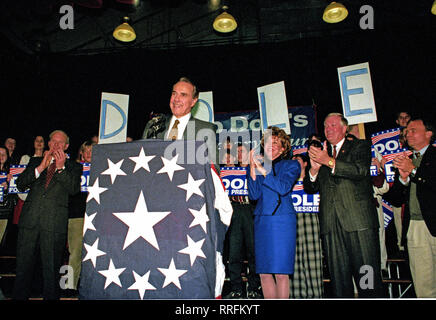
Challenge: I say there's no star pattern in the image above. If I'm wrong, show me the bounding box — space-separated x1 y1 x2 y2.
80 143 224 299
188 204 209 233
83 238 106 268
128 270 156 299
157 154 184 181
113 191 171 250
178 235 206 266
87 177 108 204
98 259 126 289
129 147 155 173
157 258 188 290
83 211 97 236
177 173 205 201
101 159 126 184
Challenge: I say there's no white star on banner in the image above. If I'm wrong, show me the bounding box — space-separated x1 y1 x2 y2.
83 238 106 268
87 178 108 204
178 235 206 266
188 204 209 234
157 154 184 181
83 212 97 236
130 147 155 173
113 191 171 250
177 173 205 201
98 259 126 289
128 270 156 299
157 258 187 290
101 159 126 184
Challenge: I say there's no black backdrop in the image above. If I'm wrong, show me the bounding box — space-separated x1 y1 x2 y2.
2 24 435 159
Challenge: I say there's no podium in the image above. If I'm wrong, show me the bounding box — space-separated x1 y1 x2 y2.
79 140 228 299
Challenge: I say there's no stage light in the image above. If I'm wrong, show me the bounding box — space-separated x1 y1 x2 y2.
323 2 348 23
113 17 136 42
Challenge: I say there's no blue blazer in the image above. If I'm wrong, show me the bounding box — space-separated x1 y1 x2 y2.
248 158 301 216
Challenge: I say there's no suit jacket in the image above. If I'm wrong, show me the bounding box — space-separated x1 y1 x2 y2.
142 113 218 166
303 137 378 235
388 145 436 237
16 156 82 234
248 158 301 216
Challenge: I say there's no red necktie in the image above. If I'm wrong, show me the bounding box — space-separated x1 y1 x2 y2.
45 161 56 189
333 145 337 159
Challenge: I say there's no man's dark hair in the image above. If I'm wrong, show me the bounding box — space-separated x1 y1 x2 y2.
408 116 435 142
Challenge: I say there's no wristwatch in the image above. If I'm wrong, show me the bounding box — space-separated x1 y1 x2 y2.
328 158 335 168
56 166 65 173
410 167 417 177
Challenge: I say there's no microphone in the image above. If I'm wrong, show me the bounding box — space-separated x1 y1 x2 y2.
146 113 166 138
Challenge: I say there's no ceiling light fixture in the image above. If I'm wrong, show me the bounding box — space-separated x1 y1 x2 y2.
323 2 348 23
113 17 136 42
213 5 237 33
431 0 436 15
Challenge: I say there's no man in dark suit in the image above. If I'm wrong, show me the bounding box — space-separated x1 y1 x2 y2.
12 130 82 300
390 117 436 297
303 113 383 298
142 77 218 168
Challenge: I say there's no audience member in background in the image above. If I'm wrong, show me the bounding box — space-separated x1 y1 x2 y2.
4 137 20 165
65 140 95 295
13 130 82 300
248 126 300 299
91 135 98 144
224 143 261 299
13 136 45 226
0 147 14 247
395 111 411 128
304 113 383 298
390 117 436 297
289 153 324 298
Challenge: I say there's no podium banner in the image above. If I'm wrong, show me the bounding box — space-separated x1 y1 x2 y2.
80 140 227 299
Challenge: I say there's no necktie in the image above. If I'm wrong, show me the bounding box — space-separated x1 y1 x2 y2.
333 145 337 158
168 119 180 141
45 161 56 189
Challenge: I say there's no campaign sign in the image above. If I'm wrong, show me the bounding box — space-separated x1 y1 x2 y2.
371 128 401 155
292 145 308 155
381 199 394 229
291 181 320 213
370 165 378 177
192 91 214 123
382 148 412 183
0 172 6 202
8 165 28 194
81 162 91 192
219 167 248 196
337 62 377 125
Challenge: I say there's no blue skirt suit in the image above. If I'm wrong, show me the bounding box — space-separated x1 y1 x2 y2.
248 157 300 274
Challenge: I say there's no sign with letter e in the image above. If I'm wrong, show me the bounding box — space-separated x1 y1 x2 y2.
98 92 129 144
337 62 377 125
257 81 291 134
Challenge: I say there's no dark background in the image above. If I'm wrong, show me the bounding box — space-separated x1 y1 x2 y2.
1 20 435 159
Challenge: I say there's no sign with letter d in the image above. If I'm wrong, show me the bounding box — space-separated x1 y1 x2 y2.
99 92 129 144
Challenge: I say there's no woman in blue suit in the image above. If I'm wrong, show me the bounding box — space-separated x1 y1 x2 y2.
248 126 300 299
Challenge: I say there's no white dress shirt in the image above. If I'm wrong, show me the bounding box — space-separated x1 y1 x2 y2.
165 113 192 140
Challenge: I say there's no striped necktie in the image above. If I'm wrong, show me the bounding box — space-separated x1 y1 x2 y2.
45 161 56 189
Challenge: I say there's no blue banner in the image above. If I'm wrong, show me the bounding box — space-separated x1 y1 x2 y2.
291 181 319 213
219 167 248 196
214 105 316 150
